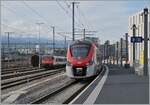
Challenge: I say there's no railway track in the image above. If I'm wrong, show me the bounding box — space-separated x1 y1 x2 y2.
31 79 91 104
2 65 32 70
1 66 37 75
32 68 106 104
2 66 105 104
1 68 65 89
2 72 97 104
2 65 65 75
2 68 49 79
31 80 77 104
2 62 31 68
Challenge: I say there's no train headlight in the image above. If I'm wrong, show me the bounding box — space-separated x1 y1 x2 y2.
66 61 71 66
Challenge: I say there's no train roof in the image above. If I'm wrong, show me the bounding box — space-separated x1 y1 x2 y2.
70 40 94 46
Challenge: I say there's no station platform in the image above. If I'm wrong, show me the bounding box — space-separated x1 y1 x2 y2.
70 65 149 104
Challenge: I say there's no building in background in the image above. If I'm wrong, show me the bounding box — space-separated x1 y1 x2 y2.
128 8 150 74
99 39 127 64
117 39 127 60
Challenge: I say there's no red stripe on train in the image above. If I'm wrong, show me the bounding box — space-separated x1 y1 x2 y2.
42 60 53 65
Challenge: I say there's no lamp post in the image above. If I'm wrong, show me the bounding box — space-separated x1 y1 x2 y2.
51 26 55 55
143 8 148 76
36 22 44 68
132 24 137 68
120 38 123 67
125 33 128 64
5 32 14 68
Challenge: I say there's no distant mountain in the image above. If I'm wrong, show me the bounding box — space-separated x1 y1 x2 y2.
1 36 72 48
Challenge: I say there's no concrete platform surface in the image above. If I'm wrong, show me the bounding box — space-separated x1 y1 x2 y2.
71 65 149 104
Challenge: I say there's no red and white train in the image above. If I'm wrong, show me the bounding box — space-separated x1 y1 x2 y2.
41 55 66 68
66 40 102 79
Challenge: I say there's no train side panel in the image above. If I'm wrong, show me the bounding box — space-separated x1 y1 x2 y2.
41 55 66 68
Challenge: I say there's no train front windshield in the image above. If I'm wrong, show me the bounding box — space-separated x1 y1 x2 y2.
71 44 90 58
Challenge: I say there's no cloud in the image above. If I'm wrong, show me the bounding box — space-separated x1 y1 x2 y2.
1 0 148 43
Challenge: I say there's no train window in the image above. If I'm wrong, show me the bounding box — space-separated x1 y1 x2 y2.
56 58 62 62
56 58 59 62
52 56 54 60
42 56 53 60
71 44 90 58
59 59 62 62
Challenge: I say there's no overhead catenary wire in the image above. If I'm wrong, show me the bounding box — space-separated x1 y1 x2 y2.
56 1 91 40
2 5 51 38
3 1 65 41
56 0 85 29
2 5 24 18
2 1 82 41
75 5 85 28
1 24 37 36
22 1 52 27
57 32 72 39
22 1 73 41
64 0 70 8
56 0 82 29
2 23 54 44
2 24 70 47
76 5 94 30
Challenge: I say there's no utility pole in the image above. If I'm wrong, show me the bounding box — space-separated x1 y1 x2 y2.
5 32 13 68
36 22 44 69
107 44 109 64
143 8 148 76
113 44 115 65
72 2 79 41
72 2 75 41
51 26 55 55
116 41 119 65
103 44 105 64
109 46 112 64
64 36 66 54
83 29 85 40
7 32 10 68
120 38 123 67
28 38 31 66
132 24 136 68
125 33 128 64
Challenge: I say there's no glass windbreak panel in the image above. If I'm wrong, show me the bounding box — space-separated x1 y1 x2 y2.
71 44 90 58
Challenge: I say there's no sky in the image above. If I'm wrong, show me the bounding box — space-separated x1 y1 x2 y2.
1 0 149 43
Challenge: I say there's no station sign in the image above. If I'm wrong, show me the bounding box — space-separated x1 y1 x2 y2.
131 36 143 43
